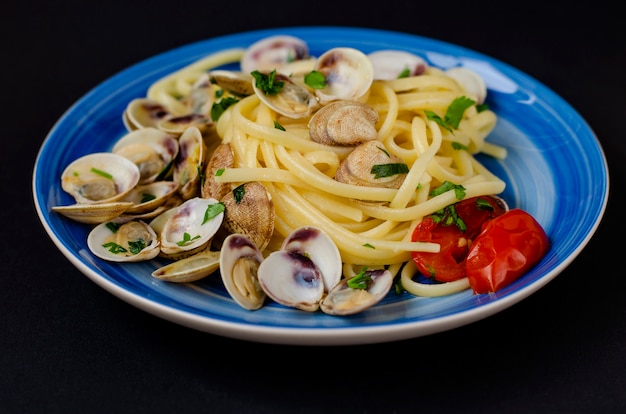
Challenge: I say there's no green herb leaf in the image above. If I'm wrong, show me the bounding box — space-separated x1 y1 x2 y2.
210 96 239 121
176 232 201 246
105 222 121 233
424 96 476 133
370 163 409 179
102 241 127 254
429 180 466 200
476 103 489 113
304 70 327 89
476 197 495 211
363 243 375 249
274 120 286 131
347 268 372 289
203 202 225 224
140 193 156 203
128 240 146 255
90 167 113 180
250 70 285 96
451 142 468 151
233 184 245 204
397 67 411 79
215 168 225 177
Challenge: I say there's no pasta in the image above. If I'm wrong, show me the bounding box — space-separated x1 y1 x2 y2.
144 46 507 297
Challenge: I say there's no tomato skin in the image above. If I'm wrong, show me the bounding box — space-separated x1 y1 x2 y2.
466 209 550 294
411 196 507 283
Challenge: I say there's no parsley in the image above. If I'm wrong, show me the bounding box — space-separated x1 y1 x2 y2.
233 184 245 204
203 202 225 224
211 96 239 121
90 167 113 180
429 180 466 200
476 197 495 211
347 268 372 289
376 146 390 157
102 241 127 254
105 222 121 233
476 103 489 113
451 142 468 151
215 168 225 177
140 193 156 203
424 96 476 133
250 70 284 96
274 121 286 131
397 68 411 79
363 243 375 249
128 240 146 255
430 205 467 232
304 70 327 89
176 232 201 246
371 163 409 179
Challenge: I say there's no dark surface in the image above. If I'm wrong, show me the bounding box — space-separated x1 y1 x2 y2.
4 1 624 413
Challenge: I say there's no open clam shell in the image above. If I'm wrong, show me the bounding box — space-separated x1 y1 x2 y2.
240 35 310 74
52 201 135 224
112 127 179 184
173 126 207 200
87 217 160 262
320 268 393 316
313 47 374 104
367 50 428 80
152 249 221 283
60 152 140 204
219 233 266 310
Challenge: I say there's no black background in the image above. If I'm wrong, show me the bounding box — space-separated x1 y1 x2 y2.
4 1 625 413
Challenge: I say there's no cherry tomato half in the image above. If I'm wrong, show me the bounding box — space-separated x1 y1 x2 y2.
466 208 550 294
411 196 507 283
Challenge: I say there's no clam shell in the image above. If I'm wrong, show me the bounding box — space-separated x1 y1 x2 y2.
308 100 379 146
152 249 221 282
120 181 180 214
60 152 140 204
320 268 393 315
240 35 309 74
219 233 266 310
52 202 134 224
173 126 207 200
313 47 374 104
367 50 428 80
87 217 160 262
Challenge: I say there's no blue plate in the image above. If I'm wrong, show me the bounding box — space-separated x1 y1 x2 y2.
32 27 609 345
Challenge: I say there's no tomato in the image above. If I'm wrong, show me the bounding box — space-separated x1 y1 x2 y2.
466 208 550 294
411 196 507 283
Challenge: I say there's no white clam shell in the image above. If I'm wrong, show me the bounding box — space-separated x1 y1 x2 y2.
60 152 140 204
367 50 428 80
152 249 221 283
241 35 309 74
120 181 179 214
52 201 134 224
112 127 179 184
252 71 318 119
173 126 207 200
219 233 266 310
320 268 393 316
445 67 487 104
159 197 224 258
87 217 160 262
313 47 374 104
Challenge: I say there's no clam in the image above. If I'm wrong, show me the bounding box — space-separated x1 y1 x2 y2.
334 140 407 189
52 201 135 224
157 113 213 136
60 152 140 204
209 70 254 96
221 182 275 251
123 98 173 131
257 226 341 312
152 249 221 282
173 126 207 200
240 35 310 74
158 196 225 260
313 47 374 104
251 71 318 119
367 50 428 80
219 233 267 310
201 142 235 200
112 127 179 184
445 67 487 104
308 100 379 146
320 268 393 316
120 181 180 215
87 217 160 262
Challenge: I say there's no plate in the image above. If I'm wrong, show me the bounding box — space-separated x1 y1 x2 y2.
32 27 609 345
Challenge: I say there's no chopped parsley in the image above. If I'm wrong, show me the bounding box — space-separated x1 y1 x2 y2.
203 202 225 224
430 204 467 232
250 69 284 95
233 184 245 204
429 180 466 200
274 120 286 131
215 168 225 176
128 240 146 255
363 243 375 249
371 163 409 179
304 70 327 89
425 96 476 133
90 167 113 180
347 268 372 290
176 232 201 246
140 193 156 203
211 96 239 121
451 142 468 151
105 222 121 233
102 241 127 254
397 67 411 79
